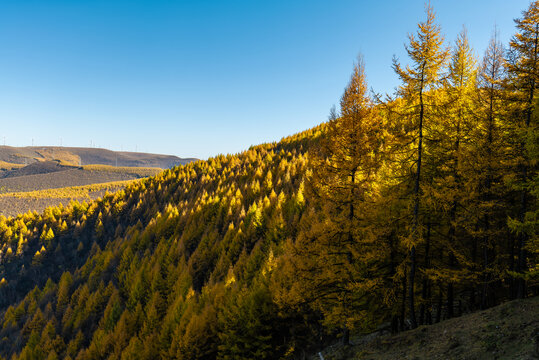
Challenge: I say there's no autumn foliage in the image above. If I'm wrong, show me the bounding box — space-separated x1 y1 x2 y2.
0 2 537 359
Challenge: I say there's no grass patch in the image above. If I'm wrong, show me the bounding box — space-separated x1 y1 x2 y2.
0 161 25 171
35 148 81 166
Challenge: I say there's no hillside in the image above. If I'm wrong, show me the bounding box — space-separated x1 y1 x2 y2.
0 146 195 168
0 117 533 359
0 181 134 218
0 161 68 179
0 128 319 359
0 162 159 193
0 147 196 217
0 118 533 359
317 296 539 360
0 3 537 360
0 161 164 217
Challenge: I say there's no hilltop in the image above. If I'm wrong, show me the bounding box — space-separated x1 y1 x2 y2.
0 146 195 169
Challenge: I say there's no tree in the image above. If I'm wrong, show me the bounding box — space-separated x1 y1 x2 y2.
218 283 279 360
505 0 539 298
473 28 508 308
437 27 477 318
391 3 448 328
287 57 387 342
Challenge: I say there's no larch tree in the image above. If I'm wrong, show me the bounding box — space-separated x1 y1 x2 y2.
286 57 387 343
505 0 539 298
473 29 508 308
437 27 477 319
391 4 448 328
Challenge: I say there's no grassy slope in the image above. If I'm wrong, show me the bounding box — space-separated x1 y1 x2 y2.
0 181 133 218
0 161 24 171
317 296 539 360
0 175 161 219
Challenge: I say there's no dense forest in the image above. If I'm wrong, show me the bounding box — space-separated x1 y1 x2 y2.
0 3 537 359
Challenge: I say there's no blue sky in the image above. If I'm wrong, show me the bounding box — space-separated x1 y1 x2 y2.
0 0 530 159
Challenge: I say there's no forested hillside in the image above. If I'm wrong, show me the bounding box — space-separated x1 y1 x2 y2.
0 2 537 360
0 130 318 359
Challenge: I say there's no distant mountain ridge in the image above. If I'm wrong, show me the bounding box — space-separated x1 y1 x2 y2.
0 146 196 169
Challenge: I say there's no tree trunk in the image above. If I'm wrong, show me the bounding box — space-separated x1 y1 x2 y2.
447 100 462 320
400 272 407 331
481 213 490 309
435 283 443 323
470 235 478 310
342 328 350 346
447 212 456 319
447 202 457 319
509 236 516 299
447 281 454 319
516 22 538 299
409 63 426 330
420 221 431 325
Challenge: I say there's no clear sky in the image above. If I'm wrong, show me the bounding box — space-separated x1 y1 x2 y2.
0 0 531 159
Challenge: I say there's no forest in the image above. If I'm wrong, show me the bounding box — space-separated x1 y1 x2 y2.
0 2 537 359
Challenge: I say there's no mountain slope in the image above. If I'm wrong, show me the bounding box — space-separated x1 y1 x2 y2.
0 118 535 359
0 127 322 359
0 161 164 217
1 3 538 359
